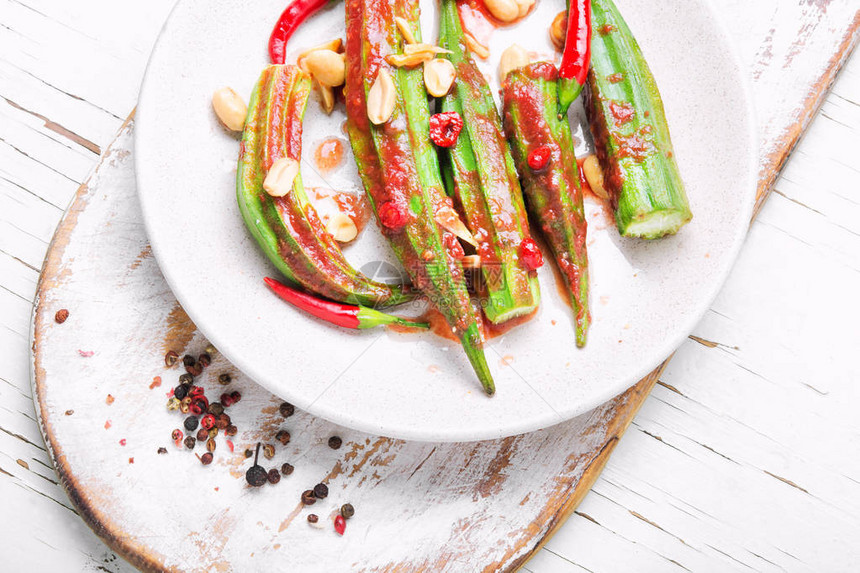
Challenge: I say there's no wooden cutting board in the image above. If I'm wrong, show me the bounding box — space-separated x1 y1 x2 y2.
30 2 858 571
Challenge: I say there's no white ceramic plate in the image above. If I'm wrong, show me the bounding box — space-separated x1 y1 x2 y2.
136 0 756 441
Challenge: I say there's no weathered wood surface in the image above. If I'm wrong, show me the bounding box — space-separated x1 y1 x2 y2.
2 0 858 570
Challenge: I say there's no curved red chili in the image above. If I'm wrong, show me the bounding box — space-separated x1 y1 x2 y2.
557 0 592 112
429 111 464 148
268 0 333 64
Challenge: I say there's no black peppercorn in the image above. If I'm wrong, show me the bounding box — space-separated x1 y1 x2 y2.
218 373 231 385
179 373 193 384
208 402 224 416
279 402 295 418
198 353 211 368
313 483 328 499
281 463 294 476
182 354 196 367
201 452 213 465
340 503 355 519
267 469 281 484
245 443 267 487
174 384 189 400
275 430 291 445
301 490 316 505
328 436 343 450
307 514 319 524
244 449 253 458
157 447 168 455
184 416 199 432
184 436 196 449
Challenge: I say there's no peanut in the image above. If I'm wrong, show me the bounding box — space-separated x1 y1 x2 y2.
263 157 300 197
515 0 535 18
211 87 247 132
318 82 335 114
302 49 346 87
550 11 567 52
498 44 530 82
582 155 609 199
395 17 417 45
463 31 490 59
423 59 456 97
483 0 519 22
367 68 396 125
326 212 358 243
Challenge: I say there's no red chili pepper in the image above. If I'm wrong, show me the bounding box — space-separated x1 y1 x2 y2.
429 111 463 148
527 145 552 171
557 0 592 113
378 201 409 230
264 277 429 330
519 238 544 271
268 0 333 64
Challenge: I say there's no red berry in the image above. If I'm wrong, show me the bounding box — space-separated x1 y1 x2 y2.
519 238 543 271
527 145 552 171
378 201 409 231
189 399 207 416
429 111 463 147
189 385 205 397
334 514 346 535
230 391 242 403
200 414 216 430
220 393 234 407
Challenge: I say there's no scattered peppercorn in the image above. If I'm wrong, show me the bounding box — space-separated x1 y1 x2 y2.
279 402 295 418
220 393 234 407
166 397 180 410
281 463 294 476
218 373 232 385
174 384 189 400
245 443 267 487
65 409 74 416
215 413 230 430
208 402 224 416
341 503 355 519
313 483 329 499
179 373 194 384
184 416 199 432
334 514 346 535
200 414 216 430
275 430 291 446
230 390 242 403
157 447 168 454
164 350 179 367
179 402 190 414
172 429 183 441
244 449 253 458
189 400 205 416
301 490 316 505
189 385 205 397
186 362 203 376
182 354 196 368
207 438 217 453
267 469 281 484
196 428 208 441
201 452 214 465
105 394 114 405
205 344 217 355
208 427 219 439
55 309 69 324
184 436 196 450
225 425 237 437
307 514 319 524
328 436 343 450
262 443 275 459
198 353 211 368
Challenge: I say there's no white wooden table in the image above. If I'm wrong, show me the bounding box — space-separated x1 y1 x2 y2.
2 1 859 570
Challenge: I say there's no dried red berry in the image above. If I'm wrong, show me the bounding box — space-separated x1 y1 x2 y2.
527 145 552 171
220 393 234 407
200 452 214 465
171 429 183 441
230 391 242 403
519 238 544 271
189 385 205 397
378 201 409 231
54 309 69 324
334 514 346 535
196 428 208 441
267 469 280 484
429 111 463 148
200 414 216 430
189 401 205 416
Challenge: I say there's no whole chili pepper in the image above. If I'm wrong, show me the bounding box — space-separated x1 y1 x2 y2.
557 0 592 114
264 277 429 330
268 0 335 64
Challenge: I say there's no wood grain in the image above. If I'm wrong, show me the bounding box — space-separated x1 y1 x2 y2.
16 0 860 571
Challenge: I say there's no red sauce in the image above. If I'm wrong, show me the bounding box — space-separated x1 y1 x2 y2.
309 187 372 234
407 306 539 342
609 101 635 125
598 24 615 35
613 131 654 162
456 0 532 50
607 73 624 83
314 137 345 173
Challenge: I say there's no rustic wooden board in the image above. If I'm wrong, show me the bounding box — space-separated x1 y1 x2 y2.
29 1 858 571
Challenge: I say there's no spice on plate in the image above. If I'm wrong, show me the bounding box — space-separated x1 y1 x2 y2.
201 452 214 465
301 490 317 505
328 436 343 450
184 436 196 450
164 350 179 367
276 430 291 445
313 483 329 499
267 469 281 484
334 514 346 535
171 429 183 442
245 443 268 487
281 463 294 476
196 428 208 442
198 353 211 368
218 373 232 385
207 439 217 453
341 503 355 519
208 402 224 416
225 425 238 437
184 416 199 432
262 443 276 459
157 447 168 455
55 309 69 324
279 402 295 418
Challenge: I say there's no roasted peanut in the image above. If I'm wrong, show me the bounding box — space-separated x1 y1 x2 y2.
395 17 417 45
318 82 335 114
582 155 609 199
550 11 567 51
463 31 490 59
211 87 247 132
367 69 396 125
263 157 300 197
515 0 535 18
423 59 456 97
498 44 530 82
326 212 358 242
483 0 519 22
302 49 346 87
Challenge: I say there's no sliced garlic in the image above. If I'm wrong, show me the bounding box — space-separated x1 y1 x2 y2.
582 155 609 199
499 44 531 82
483 0 519 22
263 157 300 197
550 11 567 52
211 87 247 132
423 59 456 97
326 212 358 243
435 206 477 247
367 69 396 125
302 49 346 87
395 17 417 45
